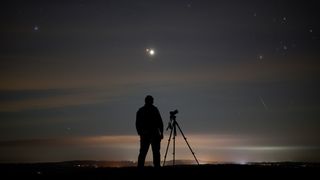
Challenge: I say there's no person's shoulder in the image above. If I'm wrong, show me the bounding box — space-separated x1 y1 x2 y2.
137 106 144 112
151 105 159 110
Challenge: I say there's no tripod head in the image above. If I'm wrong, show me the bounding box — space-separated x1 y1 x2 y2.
170 109 178 121
166 109 178 131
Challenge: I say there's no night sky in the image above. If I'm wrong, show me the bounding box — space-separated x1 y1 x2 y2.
1 0 320 163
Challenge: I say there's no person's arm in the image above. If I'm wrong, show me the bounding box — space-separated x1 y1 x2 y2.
136 109 142 135
157 108 164 139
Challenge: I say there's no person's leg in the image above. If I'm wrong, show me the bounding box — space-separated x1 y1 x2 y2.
138 136 150 168
151 138 161 168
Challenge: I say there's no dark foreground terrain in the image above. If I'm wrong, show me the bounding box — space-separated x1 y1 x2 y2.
1 162 319 179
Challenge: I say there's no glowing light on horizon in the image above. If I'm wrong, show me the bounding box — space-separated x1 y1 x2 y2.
237 160 248 165
3 134 318 163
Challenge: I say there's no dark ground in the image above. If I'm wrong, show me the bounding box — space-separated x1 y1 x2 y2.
0 162 319 179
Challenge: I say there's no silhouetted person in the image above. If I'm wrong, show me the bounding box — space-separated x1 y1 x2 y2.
136 95 163 168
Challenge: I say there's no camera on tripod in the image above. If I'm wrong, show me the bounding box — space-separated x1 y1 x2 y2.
170 109 178 117
163 109 199 166
167 109 178 131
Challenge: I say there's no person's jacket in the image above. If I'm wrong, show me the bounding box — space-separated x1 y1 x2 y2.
136 105 163 138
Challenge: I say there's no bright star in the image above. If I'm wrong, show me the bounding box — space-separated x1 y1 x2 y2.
149 49 155 55
146 48 155 56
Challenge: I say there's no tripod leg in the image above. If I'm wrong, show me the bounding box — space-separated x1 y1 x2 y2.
162 127 173 166
173 127 176 166
175 122 200 165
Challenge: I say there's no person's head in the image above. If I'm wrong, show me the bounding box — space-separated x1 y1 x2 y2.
145 95 154 105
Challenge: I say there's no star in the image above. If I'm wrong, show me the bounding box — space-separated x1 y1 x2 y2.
281 17 287 24
33 25 39 31
146 48 155 56
149 49 155 55
283 45 288 50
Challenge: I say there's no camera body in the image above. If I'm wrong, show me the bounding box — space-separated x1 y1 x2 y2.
169 109 178 122
167 109 178 130
170 109 178 116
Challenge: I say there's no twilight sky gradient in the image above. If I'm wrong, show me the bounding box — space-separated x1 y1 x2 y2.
1 0 320 163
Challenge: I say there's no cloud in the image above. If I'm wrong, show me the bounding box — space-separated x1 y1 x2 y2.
0 135 138 148
0 56 318 112
1 134 319 163
0 87 124 112
1 133 317 150
0 135 140 163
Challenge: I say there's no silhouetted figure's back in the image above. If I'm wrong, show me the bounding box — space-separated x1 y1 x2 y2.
136 95 163 168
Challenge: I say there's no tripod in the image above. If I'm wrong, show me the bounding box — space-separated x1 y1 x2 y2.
162 110 199 166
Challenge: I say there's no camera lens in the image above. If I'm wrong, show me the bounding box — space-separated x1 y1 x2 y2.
170 110 178 115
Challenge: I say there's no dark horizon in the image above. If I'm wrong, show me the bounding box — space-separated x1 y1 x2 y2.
1 162 319 179
1 0 320 163
1 159 319 168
